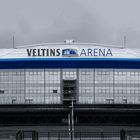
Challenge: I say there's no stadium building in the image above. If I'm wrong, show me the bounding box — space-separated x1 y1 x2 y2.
1 41 140 139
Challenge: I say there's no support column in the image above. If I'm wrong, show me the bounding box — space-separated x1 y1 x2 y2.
69 99 74 140
32 131 38 140
120 129 126 140
16 131 22 140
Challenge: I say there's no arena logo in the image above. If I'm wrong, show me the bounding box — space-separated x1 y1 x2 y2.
27 48 79 57
62 48 113 57
80 48 113 57
26 48 113 57
27 49 61 57
62 49 78 57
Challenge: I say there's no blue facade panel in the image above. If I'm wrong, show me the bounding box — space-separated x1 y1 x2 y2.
0 58 140 69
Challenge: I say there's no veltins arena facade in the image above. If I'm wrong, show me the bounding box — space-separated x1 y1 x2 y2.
1 41 140 139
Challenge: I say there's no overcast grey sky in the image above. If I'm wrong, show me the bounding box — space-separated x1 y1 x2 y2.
0 0 140 48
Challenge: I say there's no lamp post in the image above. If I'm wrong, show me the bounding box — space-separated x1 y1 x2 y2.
69 98 74 140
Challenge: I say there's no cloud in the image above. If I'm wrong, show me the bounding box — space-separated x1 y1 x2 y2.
0 0 140 48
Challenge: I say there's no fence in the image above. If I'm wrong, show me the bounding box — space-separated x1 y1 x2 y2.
1 130 140 140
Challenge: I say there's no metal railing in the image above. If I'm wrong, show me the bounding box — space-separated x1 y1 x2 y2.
1 130 140 140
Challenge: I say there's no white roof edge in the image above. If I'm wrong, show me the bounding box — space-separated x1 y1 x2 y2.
15 42 124 49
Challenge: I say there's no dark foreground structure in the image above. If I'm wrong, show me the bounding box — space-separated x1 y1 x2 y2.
1 43 140 139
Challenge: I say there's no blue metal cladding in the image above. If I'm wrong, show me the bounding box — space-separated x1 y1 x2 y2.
0 58 140 69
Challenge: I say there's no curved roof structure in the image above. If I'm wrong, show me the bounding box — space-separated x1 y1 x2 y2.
0 44 140 59
0 42 140 69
